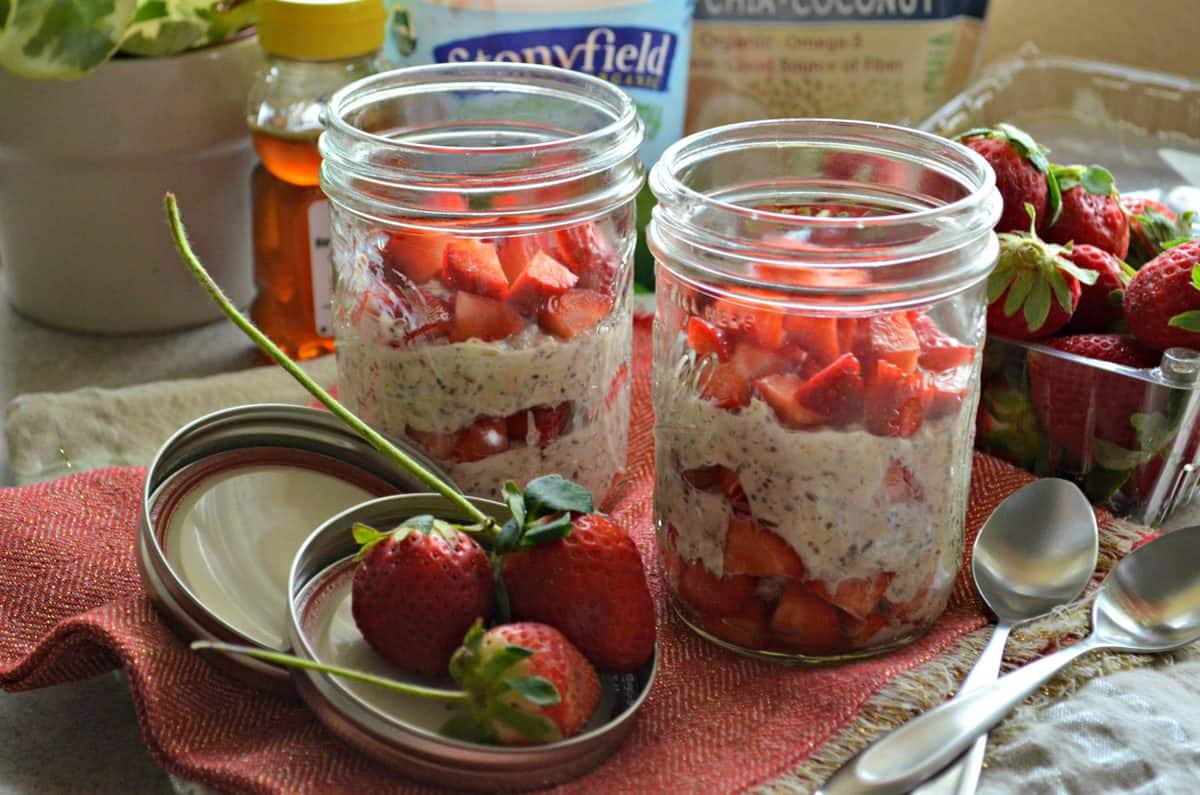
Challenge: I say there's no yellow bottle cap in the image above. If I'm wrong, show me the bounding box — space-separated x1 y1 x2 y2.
258 0 386 60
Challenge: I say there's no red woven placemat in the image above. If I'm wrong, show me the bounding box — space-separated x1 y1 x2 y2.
0 317 1103 793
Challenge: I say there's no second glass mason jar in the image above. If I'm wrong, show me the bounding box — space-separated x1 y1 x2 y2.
320 64 644 500
649 120 1001 662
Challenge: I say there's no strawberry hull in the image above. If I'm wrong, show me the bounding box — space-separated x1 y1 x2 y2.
977 336 1200 525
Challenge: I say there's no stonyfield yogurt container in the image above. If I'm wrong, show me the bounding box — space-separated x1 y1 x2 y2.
320 64 643 501
383 0 694 288
648 120 1001 661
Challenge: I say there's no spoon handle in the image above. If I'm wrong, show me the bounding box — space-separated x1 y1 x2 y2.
815 638 1099 795
908 621 1014 795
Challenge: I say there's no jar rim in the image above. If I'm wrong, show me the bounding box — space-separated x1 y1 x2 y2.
647 118 1002 308
323 62 641 160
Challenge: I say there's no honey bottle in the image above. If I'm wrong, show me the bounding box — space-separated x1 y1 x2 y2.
248 0 385 359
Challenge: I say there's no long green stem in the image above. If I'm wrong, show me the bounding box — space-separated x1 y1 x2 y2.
164 193 490 526
192 641 468 703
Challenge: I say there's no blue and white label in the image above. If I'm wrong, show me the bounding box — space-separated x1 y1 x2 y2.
385 1 694 165
435 26 679 93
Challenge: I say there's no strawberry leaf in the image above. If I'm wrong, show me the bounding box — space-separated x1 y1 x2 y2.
495 518 522 555
987 268 1016 304
1168 310 1200 333
1047 269 1073 313
1079 165 1115 196
1045 167 1063 227
1192 264 1200 292
1055 257 1100 286
1131 412 1177 455
507 675 561 706
503 480 526 529
995 123 1050 172
1092 438 1152 471
520 514 573 547
1003 270 1035 316
492 702 561 744
480 644 534 681
352 522 390 560
441 712 491 744
1024 278 1052 332
522 475 593 519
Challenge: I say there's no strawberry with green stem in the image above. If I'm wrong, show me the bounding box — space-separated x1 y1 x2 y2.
987 204 1099 340
1044 165 1130 259
957 124 1061 234
1121 196 1195 268
1124 240 1200 352
194 619 602 745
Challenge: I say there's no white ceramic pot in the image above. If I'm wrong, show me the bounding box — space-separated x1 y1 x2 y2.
0 35 261 333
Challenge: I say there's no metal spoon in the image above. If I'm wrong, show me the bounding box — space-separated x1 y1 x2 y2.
817 522 1200 795
911 478 1098 795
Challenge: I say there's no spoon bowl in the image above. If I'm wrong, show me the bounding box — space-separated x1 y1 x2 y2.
1094 528 1200 651
972 478 1099 623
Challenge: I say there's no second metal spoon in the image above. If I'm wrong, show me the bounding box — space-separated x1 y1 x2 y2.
911 478 1098 795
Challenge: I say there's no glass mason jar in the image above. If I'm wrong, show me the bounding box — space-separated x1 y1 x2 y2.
320 64 644 500
648 120 1001 662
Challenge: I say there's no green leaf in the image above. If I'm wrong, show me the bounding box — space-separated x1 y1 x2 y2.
987 268 1015 304
507 675 560 706
0 0 10 30
1191 264 1200 291
495 518 522 556
520 514 573 547
522 475 593 519
1131 412 1177 454
1003 270 1035 316
1055 256 1100 286
1023 277 1052 332
440 712 491 744
1046 269 1072 313
352 523 390 559
1045 165 1063 226
480 644 533 681
0 0 138 79
996 123 1049 172
491 703 561 744
1079 165 1115 196
1092 438 1152 470
1082 466 1133 503
503 481 526 529
1168 310 1200 333
132 0 167 22
398 514 435 534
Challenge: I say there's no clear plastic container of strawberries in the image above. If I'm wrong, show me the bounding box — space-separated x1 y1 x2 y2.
647 120 1002 661
923 49 1200 526
319 64 644 501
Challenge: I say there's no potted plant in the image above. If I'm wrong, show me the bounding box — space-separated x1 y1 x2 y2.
0 0 260 332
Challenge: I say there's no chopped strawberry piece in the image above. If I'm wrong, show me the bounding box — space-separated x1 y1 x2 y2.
837 317 866 359
810 572 895 620
496 235 542 283
449 291 525 342
678 561 757 618
429 193 468 212
843 610 889 647
783 315 840 364
883 461 923 503
795 353 864 423
702 600 769 649
537 289 613 339
401 290 453 342
507 410 529 445
769 582 843 654
351 283 403 325
754 373 827 429
862 314 921 373
385 231 451 286
927 369 969 419
456 417 509 463
443 238 510 299
910 314 975 371
686 316 733 362
720 469 750 514
507 250 578 315
724 516 805 578
706 296 786 350
865 360 931 437
405 426 459 461
729 343 791 381
532 402 572 446
681 464 734 492
698 361 752 409
555 222 619 292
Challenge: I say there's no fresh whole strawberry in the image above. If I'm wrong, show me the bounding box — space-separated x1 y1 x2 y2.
986 206 1098 340
351 519 493 675
447 621 601 745
1062 244 1133 333
1124 240 1200 351
1121 196 1195 268
1044 165 1130 259
1027 334 1164 460
502 512 656 673
957 124 1058 234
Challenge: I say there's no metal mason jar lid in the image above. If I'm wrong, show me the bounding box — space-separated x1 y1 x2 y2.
284 494 658 791
137 403 455 690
